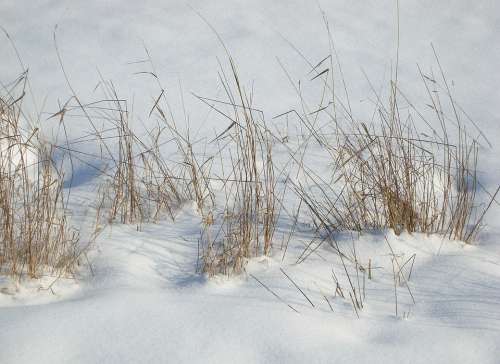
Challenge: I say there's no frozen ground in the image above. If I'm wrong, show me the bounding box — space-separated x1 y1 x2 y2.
1 1 500 363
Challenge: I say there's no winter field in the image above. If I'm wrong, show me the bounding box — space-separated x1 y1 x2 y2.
1 1 500 363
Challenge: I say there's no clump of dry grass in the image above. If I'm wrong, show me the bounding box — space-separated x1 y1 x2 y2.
74 60 280 276
274 42 498 316
69 81 186 228
196 59 280 276
0 72 80 279
326 65 489 242
286 49 497 245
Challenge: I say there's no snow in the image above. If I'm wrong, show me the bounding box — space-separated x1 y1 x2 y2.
2 208 500 363
2 1 500 363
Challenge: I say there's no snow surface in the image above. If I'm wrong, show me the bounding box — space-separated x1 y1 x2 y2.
2 1 500 363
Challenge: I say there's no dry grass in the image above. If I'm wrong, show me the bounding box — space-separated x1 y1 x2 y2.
271 40 499 316
195 59 280 276
62 56 282 277
2 27 497 293
287 50 497 245
71 81 187 228
0 72 80 279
